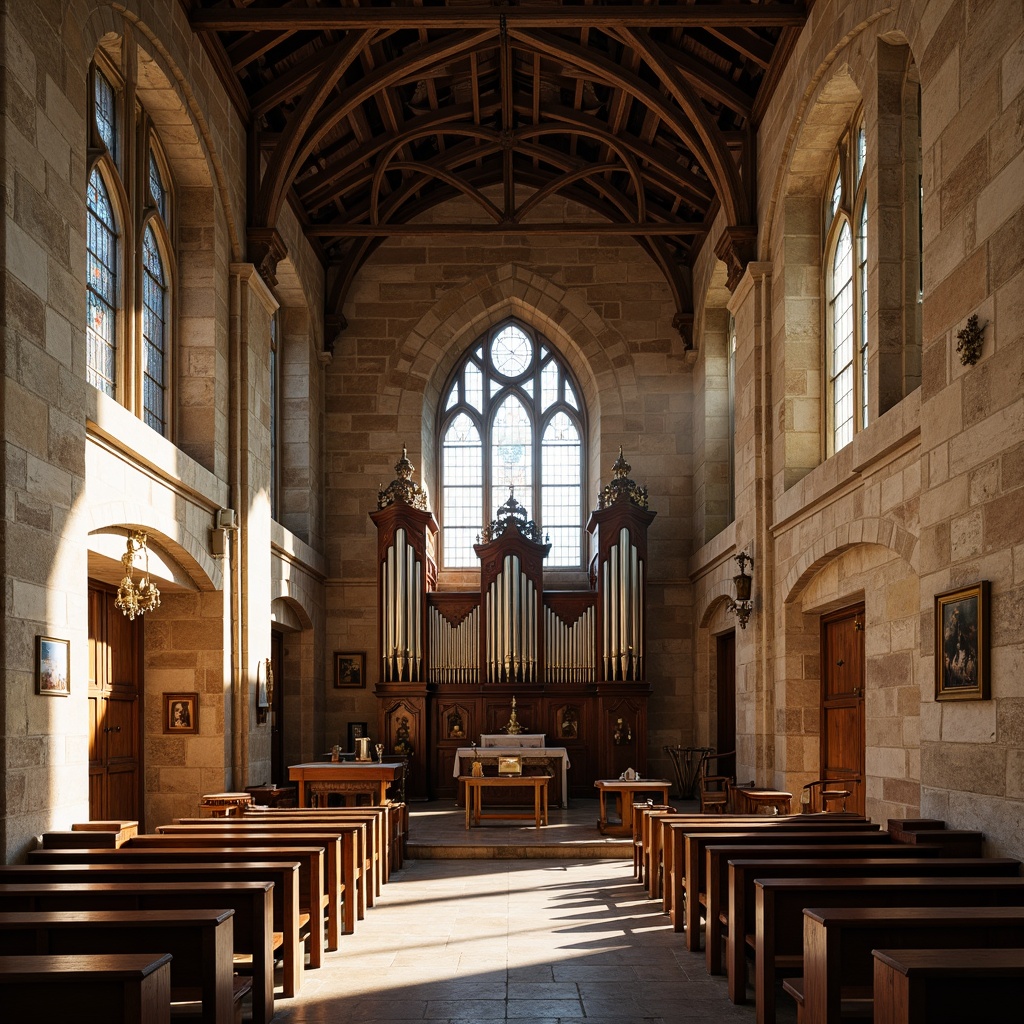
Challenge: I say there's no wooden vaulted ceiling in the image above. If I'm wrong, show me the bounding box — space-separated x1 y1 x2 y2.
186 1 810 349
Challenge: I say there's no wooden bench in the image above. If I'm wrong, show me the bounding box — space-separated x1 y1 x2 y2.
155 821 363 933
745 867 1024 1024
700 837 940 970
0 952 173 1023
0 859 305 998
662 817 879 918
784 905 1024 1023
632 803 674 882
684 829 897 939
128 830 347 947
0 908 246 1024
226 808 383 905
873 947 1024 1024
241 806 391 894
647 812 871 902
27 844 326 973
0 879 275 1024
246 802 403 878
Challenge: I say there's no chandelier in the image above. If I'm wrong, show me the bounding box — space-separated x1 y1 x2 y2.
114 531 161 620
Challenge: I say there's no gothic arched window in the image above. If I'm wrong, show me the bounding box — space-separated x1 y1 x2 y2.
439 321 585 569
87 57 176 437
824 116 868 454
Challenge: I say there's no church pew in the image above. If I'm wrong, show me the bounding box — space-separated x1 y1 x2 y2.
682 828 896 937
187 809 382 906
244 806 393 889
0 908 244 1024
247 803 397 873
632 804 674 884
872 947 1024 1024
745 866 1024 1024
0 952 173 1024
662 818 879 918
700 837 941 969
648 813 872 902
0 880 275 1024
0 859 305 998
233 806 385 899
128 831 346 948
785 905 1024 1023
155 822 362 933
26 844 325 972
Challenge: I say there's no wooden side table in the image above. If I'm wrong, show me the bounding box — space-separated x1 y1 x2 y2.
594 779 672 835
461 775 551 829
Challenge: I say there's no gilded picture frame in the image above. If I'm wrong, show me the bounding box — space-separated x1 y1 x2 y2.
935 580 990 701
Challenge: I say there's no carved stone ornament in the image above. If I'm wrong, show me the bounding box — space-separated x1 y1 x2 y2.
247 227 288 289
598 447 649 510
377 447 431 511
714 225 758 292
479 487 546 544
672 310 694 350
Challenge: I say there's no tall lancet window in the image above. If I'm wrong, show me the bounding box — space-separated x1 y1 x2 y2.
440 321 586 569
87 54 176 437
824 114 869 454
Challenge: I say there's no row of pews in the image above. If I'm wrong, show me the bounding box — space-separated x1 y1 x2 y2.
632 806 1024 1023
0 800 407 1023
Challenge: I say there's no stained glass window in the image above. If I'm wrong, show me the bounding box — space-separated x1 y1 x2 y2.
439 321 585 568
86 168 117 398
141 226 167 433
94 68 117 161
149 151 166 220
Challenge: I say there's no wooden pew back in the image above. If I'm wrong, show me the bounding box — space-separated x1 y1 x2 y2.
0 908 239 1024
747 866 1024 1024
0 880 274 1024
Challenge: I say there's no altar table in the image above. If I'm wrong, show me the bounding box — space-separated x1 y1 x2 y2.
461 775 551 829
594 779 672 836
288 762 405 808
453 747 570 807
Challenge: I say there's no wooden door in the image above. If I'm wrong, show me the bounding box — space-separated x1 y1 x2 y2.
715 631 736 779
820 604 865 815
88 582 143 821
270 630 284 785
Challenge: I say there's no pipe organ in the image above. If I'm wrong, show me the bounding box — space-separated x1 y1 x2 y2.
372 447 655 801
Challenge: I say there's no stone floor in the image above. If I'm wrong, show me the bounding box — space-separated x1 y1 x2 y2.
269 800 797 1023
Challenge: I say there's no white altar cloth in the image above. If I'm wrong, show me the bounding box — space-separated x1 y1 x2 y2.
453 746 571 808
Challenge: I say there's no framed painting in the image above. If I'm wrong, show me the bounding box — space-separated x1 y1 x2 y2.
36 636 70 696
164 692 199 734
935 580 990 701
334 652 365 689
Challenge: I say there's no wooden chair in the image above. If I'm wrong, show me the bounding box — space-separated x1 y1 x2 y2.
697 750 735 813
800 776 861 813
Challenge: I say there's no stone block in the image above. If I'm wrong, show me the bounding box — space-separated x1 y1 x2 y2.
921 739 1006 796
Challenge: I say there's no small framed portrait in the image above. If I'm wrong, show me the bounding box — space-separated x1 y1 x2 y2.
36 636 70 696
347 721 368 749
334 652 365 689
164 692 199 734
935 580 990 701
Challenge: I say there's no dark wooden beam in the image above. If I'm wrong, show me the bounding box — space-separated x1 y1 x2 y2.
304 222 706 237
191 6 809 33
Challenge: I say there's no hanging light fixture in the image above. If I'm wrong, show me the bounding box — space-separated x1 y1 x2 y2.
727 551 754 629
114 531 161 620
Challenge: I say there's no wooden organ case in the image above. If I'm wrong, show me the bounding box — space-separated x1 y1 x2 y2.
372 448 655 801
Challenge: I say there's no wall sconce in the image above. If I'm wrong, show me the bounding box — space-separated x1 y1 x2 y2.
727 551 754 630
114 531 161 621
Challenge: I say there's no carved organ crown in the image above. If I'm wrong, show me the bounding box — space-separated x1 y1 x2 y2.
371 449 654 688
